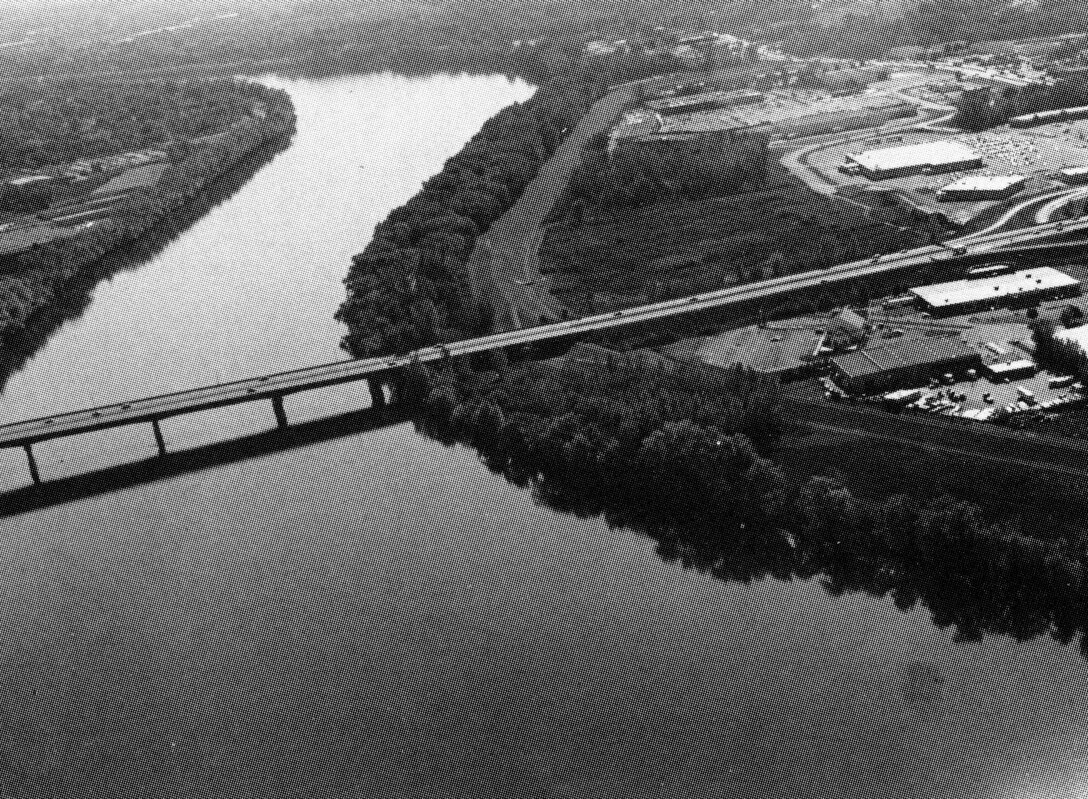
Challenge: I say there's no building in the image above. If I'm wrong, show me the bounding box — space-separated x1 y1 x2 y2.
909 267 1081 316
936 174 1027 201
7 174 52 188
646 91 722 116
986 359 1036 380
831 336 982 393
1009 104 1088 128
828 307 867 338
1055 325 1088 355
845 140 983 180
1059 166 1088 185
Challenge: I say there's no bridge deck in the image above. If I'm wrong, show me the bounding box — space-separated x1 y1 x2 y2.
2 216 1086 451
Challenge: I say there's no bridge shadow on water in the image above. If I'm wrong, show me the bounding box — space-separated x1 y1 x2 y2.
0 405 407 517
0 134 293 395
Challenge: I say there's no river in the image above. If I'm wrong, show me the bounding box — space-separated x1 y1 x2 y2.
1 72 1088 798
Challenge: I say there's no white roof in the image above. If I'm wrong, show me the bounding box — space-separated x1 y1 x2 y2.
910 267 1080 309
938 174 1025 192
1055 325 1088 354
988 359 1035 373
1061 166 1088 176
848 140 980 173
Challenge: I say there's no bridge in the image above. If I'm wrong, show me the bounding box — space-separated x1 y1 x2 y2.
3 215 1088 486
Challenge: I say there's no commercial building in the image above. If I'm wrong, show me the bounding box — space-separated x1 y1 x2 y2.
1059 166 1088 185
831 336 982 393
845 140 983 180
986 359 1037 380
908 267 1081 316
7 174 53 188
1055 324 1088 355
936 174 1026 201
1009 104 1088 128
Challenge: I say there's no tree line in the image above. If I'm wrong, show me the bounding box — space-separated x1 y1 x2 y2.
0 77 272 173
0 80 295 344
335 79 597 358
389 351 1088 659
565 129 770 212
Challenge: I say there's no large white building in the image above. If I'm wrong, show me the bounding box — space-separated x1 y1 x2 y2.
846 140 983 180
909 267 1081 315
936 174 1026 201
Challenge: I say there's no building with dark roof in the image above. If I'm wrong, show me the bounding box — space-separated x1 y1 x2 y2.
831 336 981 393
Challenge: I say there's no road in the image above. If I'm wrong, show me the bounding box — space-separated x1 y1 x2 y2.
4 215 1088 453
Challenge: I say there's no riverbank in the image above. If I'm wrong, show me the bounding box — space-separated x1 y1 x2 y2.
394 350 1088 658
0 80 296 347
336 77 597 357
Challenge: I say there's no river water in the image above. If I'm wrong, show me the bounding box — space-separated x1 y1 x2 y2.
1 72 1088 798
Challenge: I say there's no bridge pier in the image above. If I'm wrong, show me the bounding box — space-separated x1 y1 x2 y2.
368 378 386 409
271 395 288 429
151 419 167 457
23 444 41 485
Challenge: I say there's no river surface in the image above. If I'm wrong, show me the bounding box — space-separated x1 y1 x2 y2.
1 72 1088 798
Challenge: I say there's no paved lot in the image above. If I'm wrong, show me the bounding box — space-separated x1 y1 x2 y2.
803 127 1088 225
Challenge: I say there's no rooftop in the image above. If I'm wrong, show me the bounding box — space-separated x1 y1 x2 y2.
832 336 978 379
847 140 980 173
938 174 1026 192
1055 325 1088 354
909 267 1080 309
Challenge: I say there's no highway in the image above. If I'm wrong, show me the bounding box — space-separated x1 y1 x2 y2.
3 214 1088 461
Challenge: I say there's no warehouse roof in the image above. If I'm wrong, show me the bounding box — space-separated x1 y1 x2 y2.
1055 325 1088 354
938 174 1025 192
847 140 980 173
1061 166 1088 177
832 336 977 379
909 267 1080 309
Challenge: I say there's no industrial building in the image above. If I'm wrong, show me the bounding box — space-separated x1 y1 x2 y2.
646 91 728 116
1009 104 1088 128
831 336 982 393
1055 325 1088 355
845 140 983 180
908 267 1081 316
1059 166 1088 185
936 174 1027 201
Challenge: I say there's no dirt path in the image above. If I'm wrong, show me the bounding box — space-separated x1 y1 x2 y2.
468 84 635 331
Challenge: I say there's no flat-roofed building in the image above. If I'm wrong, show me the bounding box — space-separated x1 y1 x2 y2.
832 336 982 393
909 267 1081 316
1054 325 1088 355
1059 166 1088 185
845 140 983 180
986 359 1036 380
936 174 1026 201
1009 104 1088 128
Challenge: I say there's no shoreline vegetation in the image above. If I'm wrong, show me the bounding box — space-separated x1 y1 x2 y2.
319 4 1088 652
394 352 1088 660
0 79 297 347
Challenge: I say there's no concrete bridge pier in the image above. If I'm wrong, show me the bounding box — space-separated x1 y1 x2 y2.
23 444 41 485
368 378 386 409
271 395 288 429
152 419 167 457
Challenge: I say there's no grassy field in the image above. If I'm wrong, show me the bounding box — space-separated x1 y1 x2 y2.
538 161 922 314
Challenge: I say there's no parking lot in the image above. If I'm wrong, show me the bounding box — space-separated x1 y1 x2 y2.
803 127 1088 224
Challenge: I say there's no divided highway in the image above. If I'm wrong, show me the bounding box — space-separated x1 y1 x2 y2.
3 215 1088 455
